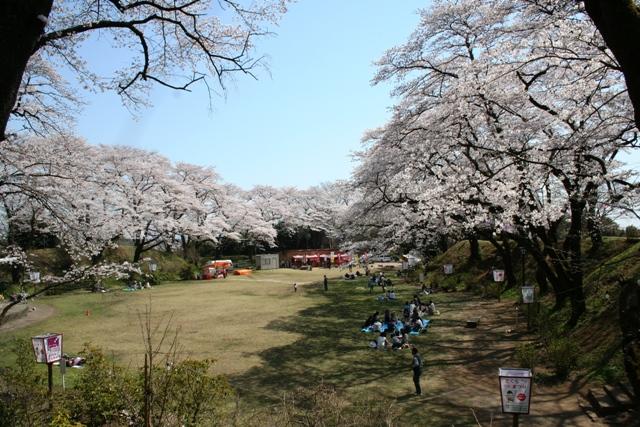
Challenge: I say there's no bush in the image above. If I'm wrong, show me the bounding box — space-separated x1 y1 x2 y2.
72 344 140 426
0 322 234 426
179 266 196 281
533 305 562 345
149 358 233 426
547 337 579 379
0 339 50 426
515 343 539 371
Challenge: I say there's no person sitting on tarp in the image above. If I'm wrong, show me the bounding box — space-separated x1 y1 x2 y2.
375 331 389 350
392 328 410 350
427 300 436 316
410 308 425 331
362 311 380 329
383 309 391 325
403 301 411 321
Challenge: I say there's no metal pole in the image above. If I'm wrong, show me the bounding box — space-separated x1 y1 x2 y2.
60 357 66 390
47 362 53 395
513 414 519 427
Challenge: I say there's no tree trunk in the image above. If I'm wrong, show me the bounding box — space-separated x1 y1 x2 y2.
133 240 144 263
535 263 549 295
524 238 569 310
586 192 603 254
583 0 640 129
500 237 517 290
0 0 53 140
468 236 481 263
438 234 449 253
487 235 517 290
619 278 640 405
565 198 587 327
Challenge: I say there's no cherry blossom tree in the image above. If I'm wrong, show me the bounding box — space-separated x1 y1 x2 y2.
0 0 290 140
348 0 638 327
171 162 229 261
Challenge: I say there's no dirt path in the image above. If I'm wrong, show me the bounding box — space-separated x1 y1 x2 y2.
409 294 602 426
0 303 55 333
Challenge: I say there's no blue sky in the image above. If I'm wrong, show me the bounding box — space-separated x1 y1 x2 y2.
74 0 428 189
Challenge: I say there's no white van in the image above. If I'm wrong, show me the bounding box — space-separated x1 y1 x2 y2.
369 254 393 262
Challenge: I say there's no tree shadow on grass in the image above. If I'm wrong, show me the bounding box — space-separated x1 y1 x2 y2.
227 281 568 425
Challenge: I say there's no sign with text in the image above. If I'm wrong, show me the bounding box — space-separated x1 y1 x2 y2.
493 269 505 282
31 333 63 363
443 264 453 275
521 286 535 304
499 368 532 414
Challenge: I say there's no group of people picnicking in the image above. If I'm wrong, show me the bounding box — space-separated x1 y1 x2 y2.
360 273 435 396
363 293 437 349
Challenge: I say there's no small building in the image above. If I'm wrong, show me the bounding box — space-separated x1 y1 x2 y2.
401 254 421 270
255 254 279 270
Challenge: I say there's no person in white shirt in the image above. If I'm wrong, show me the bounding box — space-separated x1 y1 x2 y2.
376 332 389 350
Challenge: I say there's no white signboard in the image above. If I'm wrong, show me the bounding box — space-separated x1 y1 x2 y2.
45 334 63 363
32 337 47 363
32 333 63 363
521 286 535 304
493 270 505 282
499 368 532 414
28 271 41 283
443 264 453 275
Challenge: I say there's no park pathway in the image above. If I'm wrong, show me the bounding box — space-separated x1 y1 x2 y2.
0 302 55 333
403 294 603 427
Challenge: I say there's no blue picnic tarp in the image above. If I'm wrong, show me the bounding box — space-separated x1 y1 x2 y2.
362 319 430 334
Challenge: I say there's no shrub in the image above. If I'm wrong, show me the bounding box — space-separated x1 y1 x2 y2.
515 343 539 371
179 266 196 281
534 305 562 345
72 344 139 426
547 337 579 379
149 358 233 426
0 339 50 426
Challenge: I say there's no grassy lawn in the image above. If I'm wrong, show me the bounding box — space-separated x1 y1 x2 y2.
0 268 588 426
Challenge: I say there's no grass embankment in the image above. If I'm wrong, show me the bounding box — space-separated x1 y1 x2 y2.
425 237 640 386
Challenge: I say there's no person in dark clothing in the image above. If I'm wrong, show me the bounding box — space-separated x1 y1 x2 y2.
412 347 423 395
323 275 328 291
363 315 374 328
371 311 380 323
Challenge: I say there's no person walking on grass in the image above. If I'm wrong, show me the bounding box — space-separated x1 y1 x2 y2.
293 283 298 293
411 346 423 395
323 275 328 291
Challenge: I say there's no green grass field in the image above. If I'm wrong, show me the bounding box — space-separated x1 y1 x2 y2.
0 268 589 426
